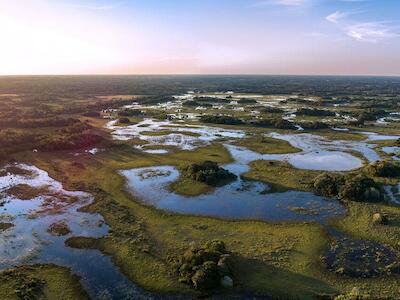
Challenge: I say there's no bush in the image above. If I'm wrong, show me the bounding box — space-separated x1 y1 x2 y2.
181 161 237 186
273 118 297 129
299 121 329 130
118 108 142 117
200 115 243 125
237 98 257 104
82 111 101 117
313 173 383 202
364 160 400 178
297 108 335 117
250 118 296 130
313 173 345 197
38 129 102 151
338 174 382 202
182 100 212 108
261 107 284 114
118 117 131 124
170 240 234 291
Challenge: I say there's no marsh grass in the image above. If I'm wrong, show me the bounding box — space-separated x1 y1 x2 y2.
0 265 89 300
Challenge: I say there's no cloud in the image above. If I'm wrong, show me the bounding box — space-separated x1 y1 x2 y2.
65 2 117 11
253 0 307 7
326 11 349 24
346 22 399 43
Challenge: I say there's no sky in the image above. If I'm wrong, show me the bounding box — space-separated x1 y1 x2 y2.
0 0 399 75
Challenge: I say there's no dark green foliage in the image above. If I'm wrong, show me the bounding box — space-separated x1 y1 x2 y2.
82 111 101 117
182 100 212 108
261 107 284 114
297 108 335 117
282 98 319 105
0 129 38 148
356 109 386 124
250 118 297 130
237 98 257 104
200 115 244 125
37 122 102 151
299 121 329 130
0 117 79 129
170 240 233 291
136 95 175 105
313 173 345 197
118 117 131 124
182 100 201 107
0 119 102 159
338 174 382 202
364 160 400 178
193 96 228 103
118 108 142 117
273 118 297 129
181 161 237 186
191 261 220 290
0 222 14 232
313 173 383 202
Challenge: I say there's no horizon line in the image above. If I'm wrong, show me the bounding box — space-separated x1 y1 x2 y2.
1 73 400 77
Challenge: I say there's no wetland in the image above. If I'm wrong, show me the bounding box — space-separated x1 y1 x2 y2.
1 75 400 299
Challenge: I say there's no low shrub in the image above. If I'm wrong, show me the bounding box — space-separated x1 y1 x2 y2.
181 161 237 186
364 160 400 178
169 240 234 291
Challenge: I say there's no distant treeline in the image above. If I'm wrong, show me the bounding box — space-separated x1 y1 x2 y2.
1 75 399 98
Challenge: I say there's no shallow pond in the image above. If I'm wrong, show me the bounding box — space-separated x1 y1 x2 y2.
322 237 400 278
106 119 245 152
382 146 400 161
264 132 389 170
122 145 345 223
0 164 170 299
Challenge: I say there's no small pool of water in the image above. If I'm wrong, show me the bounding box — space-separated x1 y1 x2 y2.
122 145 345 223
382 146 400 161
360 131 400 142
262 132 387 170
106 119 245 152
0 164 165 299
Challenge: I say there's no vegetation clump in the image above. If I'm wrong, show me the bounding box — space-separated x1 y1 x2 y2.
6 184 49 200
338 174 382 202
181 161 237 186
0 222 14 232
37 121 102 151
118 108 142 117
297 108 335 117
313 173 345 197
200 115 243 125
299 121 329 130
0 268 46 300
170 240 234 291
313 173 384 202
250 118 296 130
237 98 257 104
47 221 71 236
364 160 400 178
357 109 386 123
117 117 131 124
260 107 284 114
183 100 212 108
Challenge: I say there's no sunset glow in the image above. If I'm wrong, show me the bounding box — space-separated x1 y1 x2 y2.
1 0 399 75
